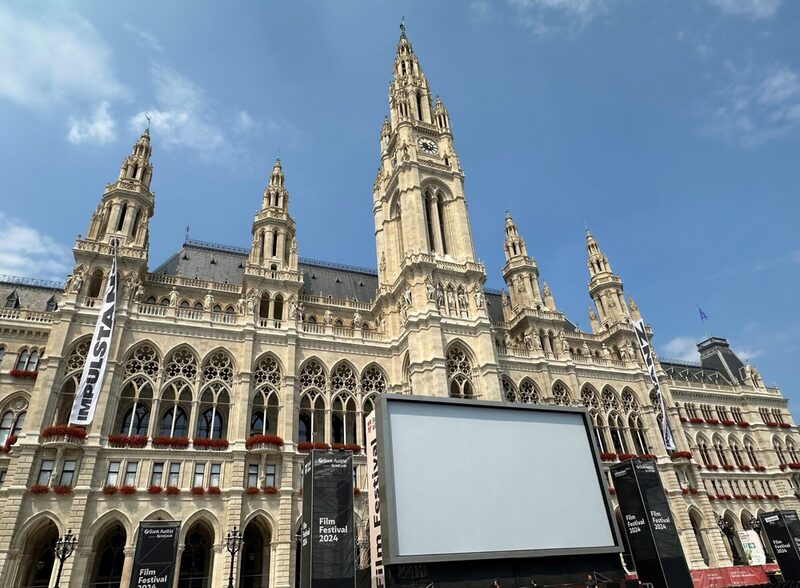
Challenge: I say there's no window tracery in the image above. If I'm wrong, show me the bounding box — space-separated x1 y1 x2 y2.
553 382 571 406
446 344 473 398
519 379 540 404
502 376 517 402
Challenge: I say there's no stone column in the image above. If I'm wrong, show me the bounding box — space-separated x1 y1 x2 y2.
120 546 136 588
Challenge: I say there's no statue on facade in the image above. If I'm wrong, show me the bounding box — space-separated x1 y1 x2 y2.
324 309 333 326
426 276 436 301
560 332 570 354
378 314 386 332
237 296 246 315
524 332 533 350
542 281 555 309
504 332 513 349
446 288 456 313
472 287 485 309
353 310 363 328
588 306 597 322
457 288 468 312
204 291 214 310
69 266 85 294
601 343 611 360
246 289 257 314
626 342 636 363
532 331 542 351
169 287 179 307
380 252 387 277
501 290 510 309
288 296 298 320
582 341 591 357
133 283 145 303
436 282 444 308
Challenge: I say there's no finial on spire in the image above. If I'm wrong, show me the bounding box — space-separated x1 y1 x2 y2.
400 16 405 35
145 114 151 131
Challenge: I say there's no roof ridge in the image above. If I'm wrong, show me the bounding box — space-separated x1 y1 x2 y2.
0 274 65 290
299 258 377 276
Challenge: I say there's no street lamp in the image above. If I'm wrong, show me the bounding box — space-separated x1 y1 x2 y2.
717 516 743 566
225 526 244 588
749 518 774 563
53 529 78 588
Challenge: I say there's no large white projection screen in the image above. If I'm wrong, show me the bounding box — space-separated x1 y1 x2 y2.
380 397 617 562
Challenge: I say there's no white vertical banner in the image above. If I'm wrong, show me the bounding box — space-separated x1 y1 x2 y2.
633 318 676 451
365 412 385 588
70 252 118 426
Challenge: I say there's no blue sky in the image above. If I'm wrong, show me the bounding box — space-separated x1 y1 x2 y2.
0 1 798 410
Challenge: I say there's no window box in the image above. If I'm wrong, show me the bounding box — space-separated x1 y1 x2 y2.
40 425 87 442
599 452 618 462
102 485 118 495
30 484 49 495
165 486 180 496
263 486 279 495
706 464 720 471
689 418 704 424
331 443 362 453
1 434 18 453
738 464 751 472
755 465 767 472
152 436 189 449
679 417 688 423
788 463 800 470
780 464 789 470
751 495 765 500
721 420 735 427
245 487 260 495
690 488 700 495
53 485 72 495
618 453 637 461
148 485 163 495
638 453 657 460
207 486 221 495
705 419 719 425
108 434 148 448
682 488 689 495
766 422 779 428
245 434 284 450
671 451 693 460
9 369 38 379
192 438 229 450
708 495 716 501
767 494 780 500
780 423 792 429
119 485 136 495
190 486 205 496
737 421 751 428
298 442 330 452
734 494 747 500
722 464 735 471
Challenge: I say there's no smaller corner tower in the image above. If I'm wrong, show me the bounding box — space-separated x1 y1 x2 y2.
501 211 546 311
586 230 630 331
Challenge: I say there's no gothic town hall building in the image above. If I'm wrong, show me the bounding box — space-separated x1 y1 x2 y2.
0 27 795 588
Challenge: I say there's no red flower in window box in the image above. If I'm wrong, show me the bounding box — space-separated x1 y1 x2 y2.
789 463 800 470
716 494 726 500
679 417 688 423
148 485 163 495
599 452 618 461
734 494 747 500
119 485 136 495
40 425 87 440
108 434 149 448
682 488 689 495
297 442 330 452
30 484 49 494
9 369 38 379
707 464 720 471
705 419 719 425
671 451 692 460
722 464 735 471
190 486 205 496
192 438 229 450
263 486 278 495
780 423 792 429
737 421 751 428
689 418 704 424
165 486 180 495
767 494 780 500
1 434 18 453
102 485 118 495
53 485 72 495
690 488 700 495
618 453 637 461
245 434 284 450
751 495 765 500
766 422 779 428
780 464 789 470
152 436 189 449
245 487 260 495
738 464 751 471
755 465 767 472
207 486 221 495
331 442 363 453
638 453 657 460
721 420 735 427
708 495 716 501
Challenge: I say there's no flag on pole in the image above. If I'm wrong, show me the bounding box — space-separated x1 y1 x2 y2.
633 319 676 451
699 307 708 322
70 249 118 426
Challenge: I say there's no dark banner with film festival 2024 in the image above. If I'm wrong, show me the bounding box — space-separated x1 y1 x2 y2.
300 451 355 588
611 458 692 588
129 521 181 588
759 511 800 581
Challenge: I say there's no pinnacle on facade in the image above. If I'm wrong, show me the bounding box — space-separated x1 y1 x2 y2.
116 128 154 190
503 211 527 260
261 158 288 211
586 229 612 277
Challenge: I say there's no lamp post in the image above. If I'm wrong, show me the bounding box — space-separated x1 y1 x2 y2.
717 516 743 566
750 518 774 562
53 529 78 588
225 526 244 588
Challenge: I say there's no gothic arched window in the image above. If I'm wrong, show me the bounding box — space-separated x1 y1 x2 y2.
629 414 647 455
197 407 224 439
501 376 517 402
519 379 540 404
160 405 188 437
446 344 473 399
553 382 571 406
121 405 149 436
250 356 281 437
609 412 627 454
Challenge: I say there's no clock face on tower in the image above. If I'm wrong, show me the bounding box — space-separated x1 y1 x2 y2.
417 137 439 155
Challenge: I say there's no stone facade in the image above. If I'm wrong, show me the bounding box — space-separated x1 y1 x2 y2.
0 25 796 588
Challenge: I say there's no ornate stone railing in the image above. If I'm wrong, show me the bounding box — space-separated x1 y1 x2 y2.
244 265 303 283
74 239 147 259
0 308 57 324
299 294 372 310
147 273 241 293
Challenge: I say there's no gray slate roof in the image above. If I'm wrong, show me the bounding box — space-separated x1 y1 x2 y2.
0 276 62 312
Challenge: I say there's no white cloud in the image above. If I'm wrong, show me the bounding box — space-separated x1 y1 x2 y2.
507 0 607 36
733 346 763 361
67 101 116 145
235 110 256 133
662 337 699 362
706 0 781 19
123 22 162 52
0 212 72 281
705 62 800 145
0 5 124 109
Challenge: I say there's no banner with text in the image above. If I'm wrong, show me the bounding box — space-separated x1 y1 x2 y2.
366 412 385 588
70 252 117 426
300 451 355 588
129 521 181 588
633 318 675 451
611 458 693 588
759 510 800 581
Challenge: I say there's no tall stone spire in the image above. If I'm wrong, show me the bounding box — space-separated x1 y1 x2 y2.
248 158 297 272
586 230 629 330
388 22 434 128
501 211 546 310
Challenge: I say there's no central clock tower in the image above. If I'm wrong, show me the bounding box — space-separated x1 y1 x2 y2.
373 24 501 401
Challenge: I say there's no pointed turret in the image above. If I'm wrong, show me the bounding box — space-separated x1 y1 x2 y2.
586 230 629 330
389 23 433 128
433 96 450 131
248 158 297 272
502 212 547 310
